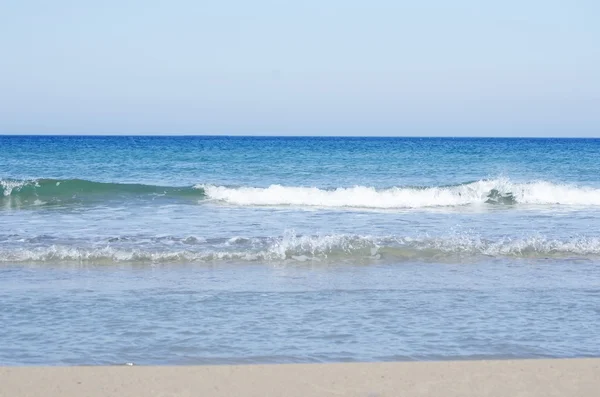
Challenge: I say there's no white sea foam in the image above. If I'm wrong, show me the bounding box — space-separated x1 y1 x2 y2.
3 233 600 264
0 180 33 197
196 179 600 208
396 235 600 257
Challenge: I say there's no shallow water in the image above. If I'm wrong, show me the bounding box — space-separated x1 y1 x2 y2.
1 136 600 364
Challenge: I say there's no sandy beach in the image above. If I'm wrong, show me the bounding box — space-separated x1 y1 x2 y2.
1 358 598 397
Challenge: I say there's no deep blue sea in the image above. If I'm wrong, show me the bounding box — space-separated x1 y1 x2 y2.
1 136 599 365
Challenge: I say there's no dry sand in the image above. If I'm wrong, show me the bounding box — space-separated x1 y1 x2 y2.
1 359 599 397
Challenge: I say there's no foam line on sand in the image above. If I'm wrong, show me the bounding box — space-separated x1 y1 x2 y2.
1 358 599 397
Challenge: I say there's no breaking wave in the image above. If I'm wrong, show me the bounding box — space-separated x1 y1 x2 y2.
198 179 600 208
4 177 600 208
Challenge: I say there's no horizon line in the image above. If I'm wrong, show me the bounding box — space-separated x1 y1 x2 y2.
1 133 599 139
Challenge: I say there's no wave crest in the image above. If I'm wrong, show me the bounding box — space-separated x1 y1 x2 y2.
4 178 600 208
0 178 203 204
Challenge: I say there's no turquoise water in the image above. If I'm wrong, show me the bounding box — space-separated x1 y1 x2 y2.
1 136 600 364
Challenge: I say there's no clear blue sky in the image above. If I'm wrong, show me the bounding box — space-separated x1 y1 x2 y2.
1 0 598 136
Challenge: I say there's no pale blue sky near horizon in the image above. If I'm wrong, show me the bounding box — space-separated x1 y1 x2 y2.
1 0 599 136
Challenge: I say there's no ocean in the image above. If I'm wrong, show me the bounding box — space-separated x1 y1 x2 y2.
1 135 599 365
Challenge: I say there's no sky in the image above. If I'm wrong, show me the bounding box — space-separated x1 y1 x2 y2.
1 0 599 136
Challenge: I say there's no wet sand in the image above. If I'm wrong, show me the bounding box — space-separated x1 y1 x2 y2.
1 358 598 397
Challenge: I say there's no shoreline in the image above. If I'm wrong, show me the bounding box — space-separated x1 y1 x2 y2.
1 358 598 396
